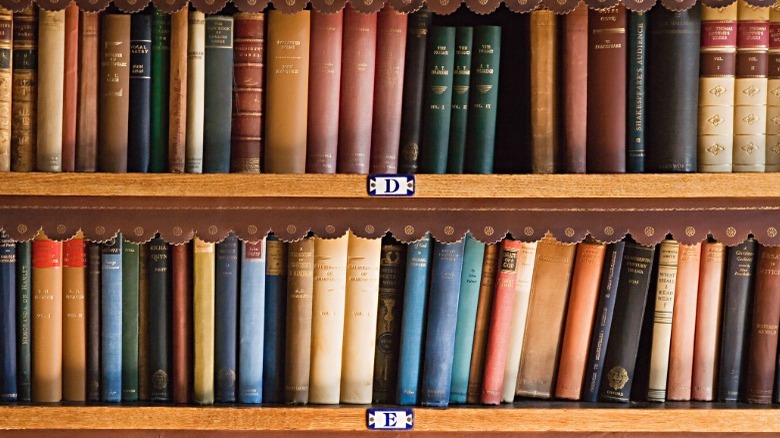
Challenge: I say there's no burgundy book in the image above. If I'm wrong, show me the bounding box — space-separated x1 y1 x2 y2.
172 243 191 404
230 12 264 174
62 3 79 172
563 4 588 173
746 245 780 404
76 12 99 172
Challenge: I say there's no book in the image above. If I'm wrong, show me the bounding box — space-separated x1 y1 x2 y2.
530 10 559 174
168 8 188 173
0 233 15 401
0 9 11 171
31 235 63 403
466 243 498 404
185 11 205 174
122 239 140 402
11 7 36 172
138 244 149 401
419 26 455 174
86 242 100 401
101 237 122 403
128 14 152 173
202 15 234 174
150 7 170 173
562 4 588 174
691 241 726 401
215 233 239 402
98 14 131 173
62 233 86 401
16 241 31 401
193 236 215 405
37 10 65 172
263 235 287 403
231 12 264 174
149 238 171 401
647 239 681 402
60 4 77 172
745 245 780 403
768 5 780 171
239 238 266 404
627 11 646 173
172 242 191 404
285 237 314 404
76 11 98 172
667 243 702 400
444 26 472 175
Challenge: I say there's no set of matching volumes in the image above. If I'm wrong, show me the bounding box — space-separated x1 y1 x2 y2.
1 229 779 406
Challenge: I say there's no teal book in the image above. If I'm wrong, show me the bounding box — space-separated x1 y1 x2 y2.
627 12 646 173
151 7 171 173
202 16 234 174
464 26 501 174
102 237 123 403
447 27 473 174
15 241 31 402
122 239 140 402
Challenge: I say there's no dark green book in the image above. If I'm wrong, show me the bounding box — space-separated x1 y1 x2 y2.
419 26 456 174
464 26 501 174
122 239 140 402
202 16 234 174
627 12 647 173
447 27 473 174
151 7 171 173
15 241 30 402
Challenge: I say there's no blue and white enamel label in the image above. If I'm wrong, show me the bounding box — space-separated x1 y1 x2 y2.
368 174 415 197
366 408 414 430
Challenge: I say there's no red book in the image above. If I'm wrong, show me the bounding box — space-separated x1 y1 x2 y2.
562 4 587 173
172 243 192 404
62 3 79 172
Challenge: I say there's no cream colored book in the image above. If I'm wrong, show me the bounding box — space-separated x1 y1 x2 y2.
37 10 65 172
647 239 680 402
185 11 205 174
193 236 215 405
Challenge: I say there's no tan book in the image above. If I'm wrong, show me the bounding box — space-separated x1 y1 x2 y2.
76 11 99 172
193 236 215 405
466 243 498 404
37 10 65 172
168 8 188 173
647 239 680 402
340 232 381 404
308 234 348 404
285 238 314 404
11 6 36 172
767 4 780 171
31 233 63 402
691 242 726 401
0 9 11 171
62 232 86 401
98 14 131 173
530 10 559 174
185 11 205 174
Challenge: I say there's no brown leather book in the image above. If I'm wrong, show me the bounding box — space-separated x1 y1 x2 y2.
369 8 407 174
667 243 702 401
11 6 37 172
337 6 377 174
230 12 264 174
62 233 86 401
37 10 65 172
168 8 187 174
61 3 78 173
554 240 607 400
691 241 725 401
562 4 587 174
285 238 314 404
172 243 191 404
516 236 576 399
530 10 559 174
76 11 99 172
746 245 780 404
466 243 498 404
31 234 63 402
137 244 150 401
305 10 343 174
98 14 131 173
586 5 627 173
0 9 11 171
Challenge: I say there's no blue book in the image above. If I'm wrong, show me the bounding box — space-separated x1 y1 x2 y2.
449 234 485 404
15 241 31 402
148 237 171 401
263 235 287 403
122 239 140 401
0 234 16 401
128 14 152 172
420 239 466 407
627 11 647 173
239 239 267 404
396 233 433 405
215 233 239 402
102 237 123 402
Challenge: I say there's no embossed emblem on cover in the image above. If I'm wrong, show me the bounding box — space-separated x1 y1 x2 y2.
607 367 629 391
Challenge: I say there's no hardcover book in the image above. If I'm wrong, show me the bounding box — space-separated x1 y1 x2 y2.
0 233 15 401
419 26 456 174
98 14 131 173
202 16 234 174
76 11 99 172
16 241 31 401
148 237 171 401
32 235 63 403
215 233 239 402
193 236 215 405
168 9 188 173
530 11 559 174
745 245 780 403
563 4 588 173
627 11 647 173
692 241 726 401
38 10 66 172
151 8 170 173
446 26 472 174
101 237 122 403
122 240 140 402
239 238 266 404
128 15 152 173
264 235 287 403
185 11 205 174
231 12 264 173
11 7 37 172
285 238 314 404
647 239 681 402
62 233 86 401
466 243 498 404
61 4 78 172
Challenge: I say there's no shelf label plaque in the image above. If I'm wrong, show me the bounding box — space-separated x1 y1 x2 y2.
368 174 415 197
366 408 414 431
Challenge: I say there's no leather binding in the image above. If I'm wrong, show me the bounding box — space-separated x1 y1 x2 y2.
699 3 738 172
239 239 266 404
516 236 576 399
562 4 588 174
149 237 171 402
481 239 523 404
215 233 239 402
284 238 314 404
100 236 122 403
86 242 100 402
445 26 472 174
745 245 780 403
646 4 701 173
203 16 234 174
0 234 15 401
172 242 192 404
464 26 501 174
0 10 10 171
150 8 170 173
421 239 465 407
98 14 131 173
309 235 349 404
767 5 780 171
306 10 344 174
530 10 559 174
396 233 432 406
466 243 498 404
137 245 150 401
128 14 152 173
265 10 311 173
598 242 656 403
11 7 36 172
168 9 188 173
370 8 409 174
627 11 647 173
185 11 205 174
398 7 432 174
121 240 140 401
62 233 86 402
37 10 65 172
586 6 627 173
667 243 702 400
231 12 264 174
449 234 485 404
340 232 382 404
647 239 681 402
419 26 455 174
15 242 31 402
192 236 215 405
555 240 607 401
263 236 287 403
76 11 98 172
61 3 78 172
372 236 407 404
734 0 769 172
32 236 62 403
691 241 726 401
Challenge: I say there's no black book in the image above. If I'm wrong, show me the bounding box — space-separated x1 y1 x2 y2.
148 237 171 401
86 242 101 402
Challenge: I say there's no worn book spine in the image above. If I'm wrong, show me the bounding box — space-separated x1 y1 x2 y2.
203 16 234 174
239 239 266 404
215 233 239 402
172 243 191 404
464 26 501 174
193 236 215 405
121 240 140 402
627 11 647 173
396 233 432 406
150 8 170 173
138 240 150 401
530 10 559 174
16 241 31 401
445 26 472 174
231 12 264 174
148 237 170 401
61 4 77 172
11 7 36 172
284 238 314 404
98 14 131 173
647 239 681 402
699 3 738 172
76 11 98 172
128 14 152 173
168 9 188 173
185 11 205 174
62 234 86 402
101 237 122 403
370 8 408 174
32 236 62 403
306 10 343 174
767 5 780 171
586 6 627 173
0 10 11 172
419 26 455 174
745 245 780 403
691 242 726 401
466 243 498 404
0 234 15 401
263 235 287 403
85 242 100 401
265 10 310 173
563 4 588 173
37 10 65 172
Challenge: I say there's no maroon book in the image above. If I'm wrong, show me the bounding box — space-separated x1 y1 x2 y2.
62 3 79 173
563 4 587 174
746 245 780 404
172 243 192 404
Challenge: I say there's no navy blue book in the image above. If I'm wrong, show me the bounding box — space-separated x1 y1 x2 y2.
202 16 234 173
627 11 646 173
15 241 31 402
87 242 101 402
102 237 123 403
239 239 266 404
148 237 171 401
128 14 152 173
421 238 466 407
0 234 16 401
215 233 239 402
396 233 433 405
263 235 287 403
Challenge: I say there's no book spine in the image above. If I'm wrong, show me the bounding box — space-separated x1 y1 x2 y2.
419 26 455 174
691 242 726 401
767 6 780 171
185 11 205 174
98 14 131 173
340 233 382 404
647 239 681 402
627 11 647 173
62 235 86 401
128 14 152 173
11 7 36 172
562 4 588 174
445 26 472 175
530 11 559 174
263 235 287 403
172 242 191 404
37 10 65 172
85 242 100 401
396 233 432 405
464 26 501 174
76 11 98 172
284 238 314 404
215 233 239 402
101 237 122 403
370 8 408 174
265 10 310 173
138 244 150 401
61 3 77 172
466 243 498 404
121 240 140 401
31 237 63 403
16 241 31 402
151 8 170 173
239 239 266 404
745 245 780 403
0 234 15 401
699 3 738 172
193 236 215 405
372 236 406 404
0 11 11 171
449 234 484 404
231 12 264 174
305 10 343 174
149 237 170 401
587 6 627 173
203 16 234 174
168 9 187 173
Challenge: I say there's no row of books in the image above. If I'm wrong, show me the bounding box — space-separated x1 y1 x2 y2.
1 1 778 175
1 229 779 406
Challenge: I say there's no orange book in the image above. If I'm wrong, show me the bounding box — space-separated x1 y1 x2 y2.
31 234 63 402
62 233 86 401
691 242 725 401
